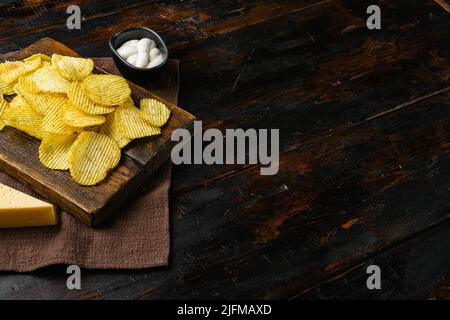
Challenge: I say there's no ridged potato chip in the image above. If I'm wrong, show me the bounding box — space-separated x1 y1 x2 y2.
0 60 22 73
0 61 25 84
63 102 106 128
22 57 42 74
24 53 50 62
99 111 131 148
68 131 121 186
13 82 53 115
39 134 77 170
115 99 161 139
0 96 8 130
67 81 115 115
140 98 171 127
53 54 94 81
83 74 131 106
42 96 79 135
18 75 40 93
1 58 41 83
0 58 39 83
32 66 70 93
0 95 7 115
0 78 16 95
1 96 46 140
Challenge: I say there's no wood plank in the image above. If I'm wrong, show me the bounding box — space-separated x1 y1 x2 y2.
296 220 450 299
171 0 450 193
0 0 324 55
434 0 450 13
0 38 195 226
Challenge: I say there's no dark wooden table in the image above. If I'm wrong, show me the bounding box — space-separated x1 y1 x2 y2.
0 0 449 300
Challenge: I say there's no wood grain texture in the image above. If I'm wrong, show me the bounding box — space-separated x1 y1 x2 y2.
0 38 195 226
296 219 450 299
434 0 450 13
0 0 450 300
172 0 450 193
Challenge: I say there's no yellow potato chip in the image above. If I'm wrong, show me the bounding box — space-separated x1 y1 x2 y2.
99 111 131 148
42 96 79 135
78 132 121 170
0 60 21 73
17 75 40 93
1 96 46 140
0 95 7 115
0 58 41 84
13 82 51 115
70 162 108 186
21 57 42 74
0 78 16 95
53 54 94 81
115 99 161 139
67 81 115 114
32 66 70 93
0 96 8 131
63 102 106 128
39 134 77 170
0 61 25 84
83 74 131 106
50 54 62 65
139 98 171 127
68 131 121 185
24 53 51 62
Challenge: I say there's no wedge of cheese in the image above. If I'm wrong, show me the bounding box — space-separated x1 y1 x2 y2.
0 183 57 228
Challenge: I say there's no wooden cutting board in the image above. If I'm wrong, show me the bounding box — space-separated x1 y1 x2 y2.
0 38 195 227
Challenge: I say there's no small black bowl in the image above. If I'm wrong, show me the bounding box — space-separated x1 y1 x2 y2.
109 26 169 82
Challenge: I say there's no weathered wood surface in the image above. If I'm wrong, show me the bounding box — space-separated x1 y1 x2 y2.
0 0 450 299
0 38 195 226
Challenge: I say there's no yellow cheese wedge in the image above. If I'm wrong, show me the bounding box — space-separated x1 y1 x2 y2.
0 183 57 228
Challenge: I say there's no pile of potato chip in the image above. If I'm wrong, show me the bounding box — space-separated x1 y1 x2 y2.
0 53 171 186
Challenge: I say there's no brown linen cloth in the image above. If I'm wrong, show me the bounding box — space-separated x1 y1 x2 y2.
0 57 179 271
